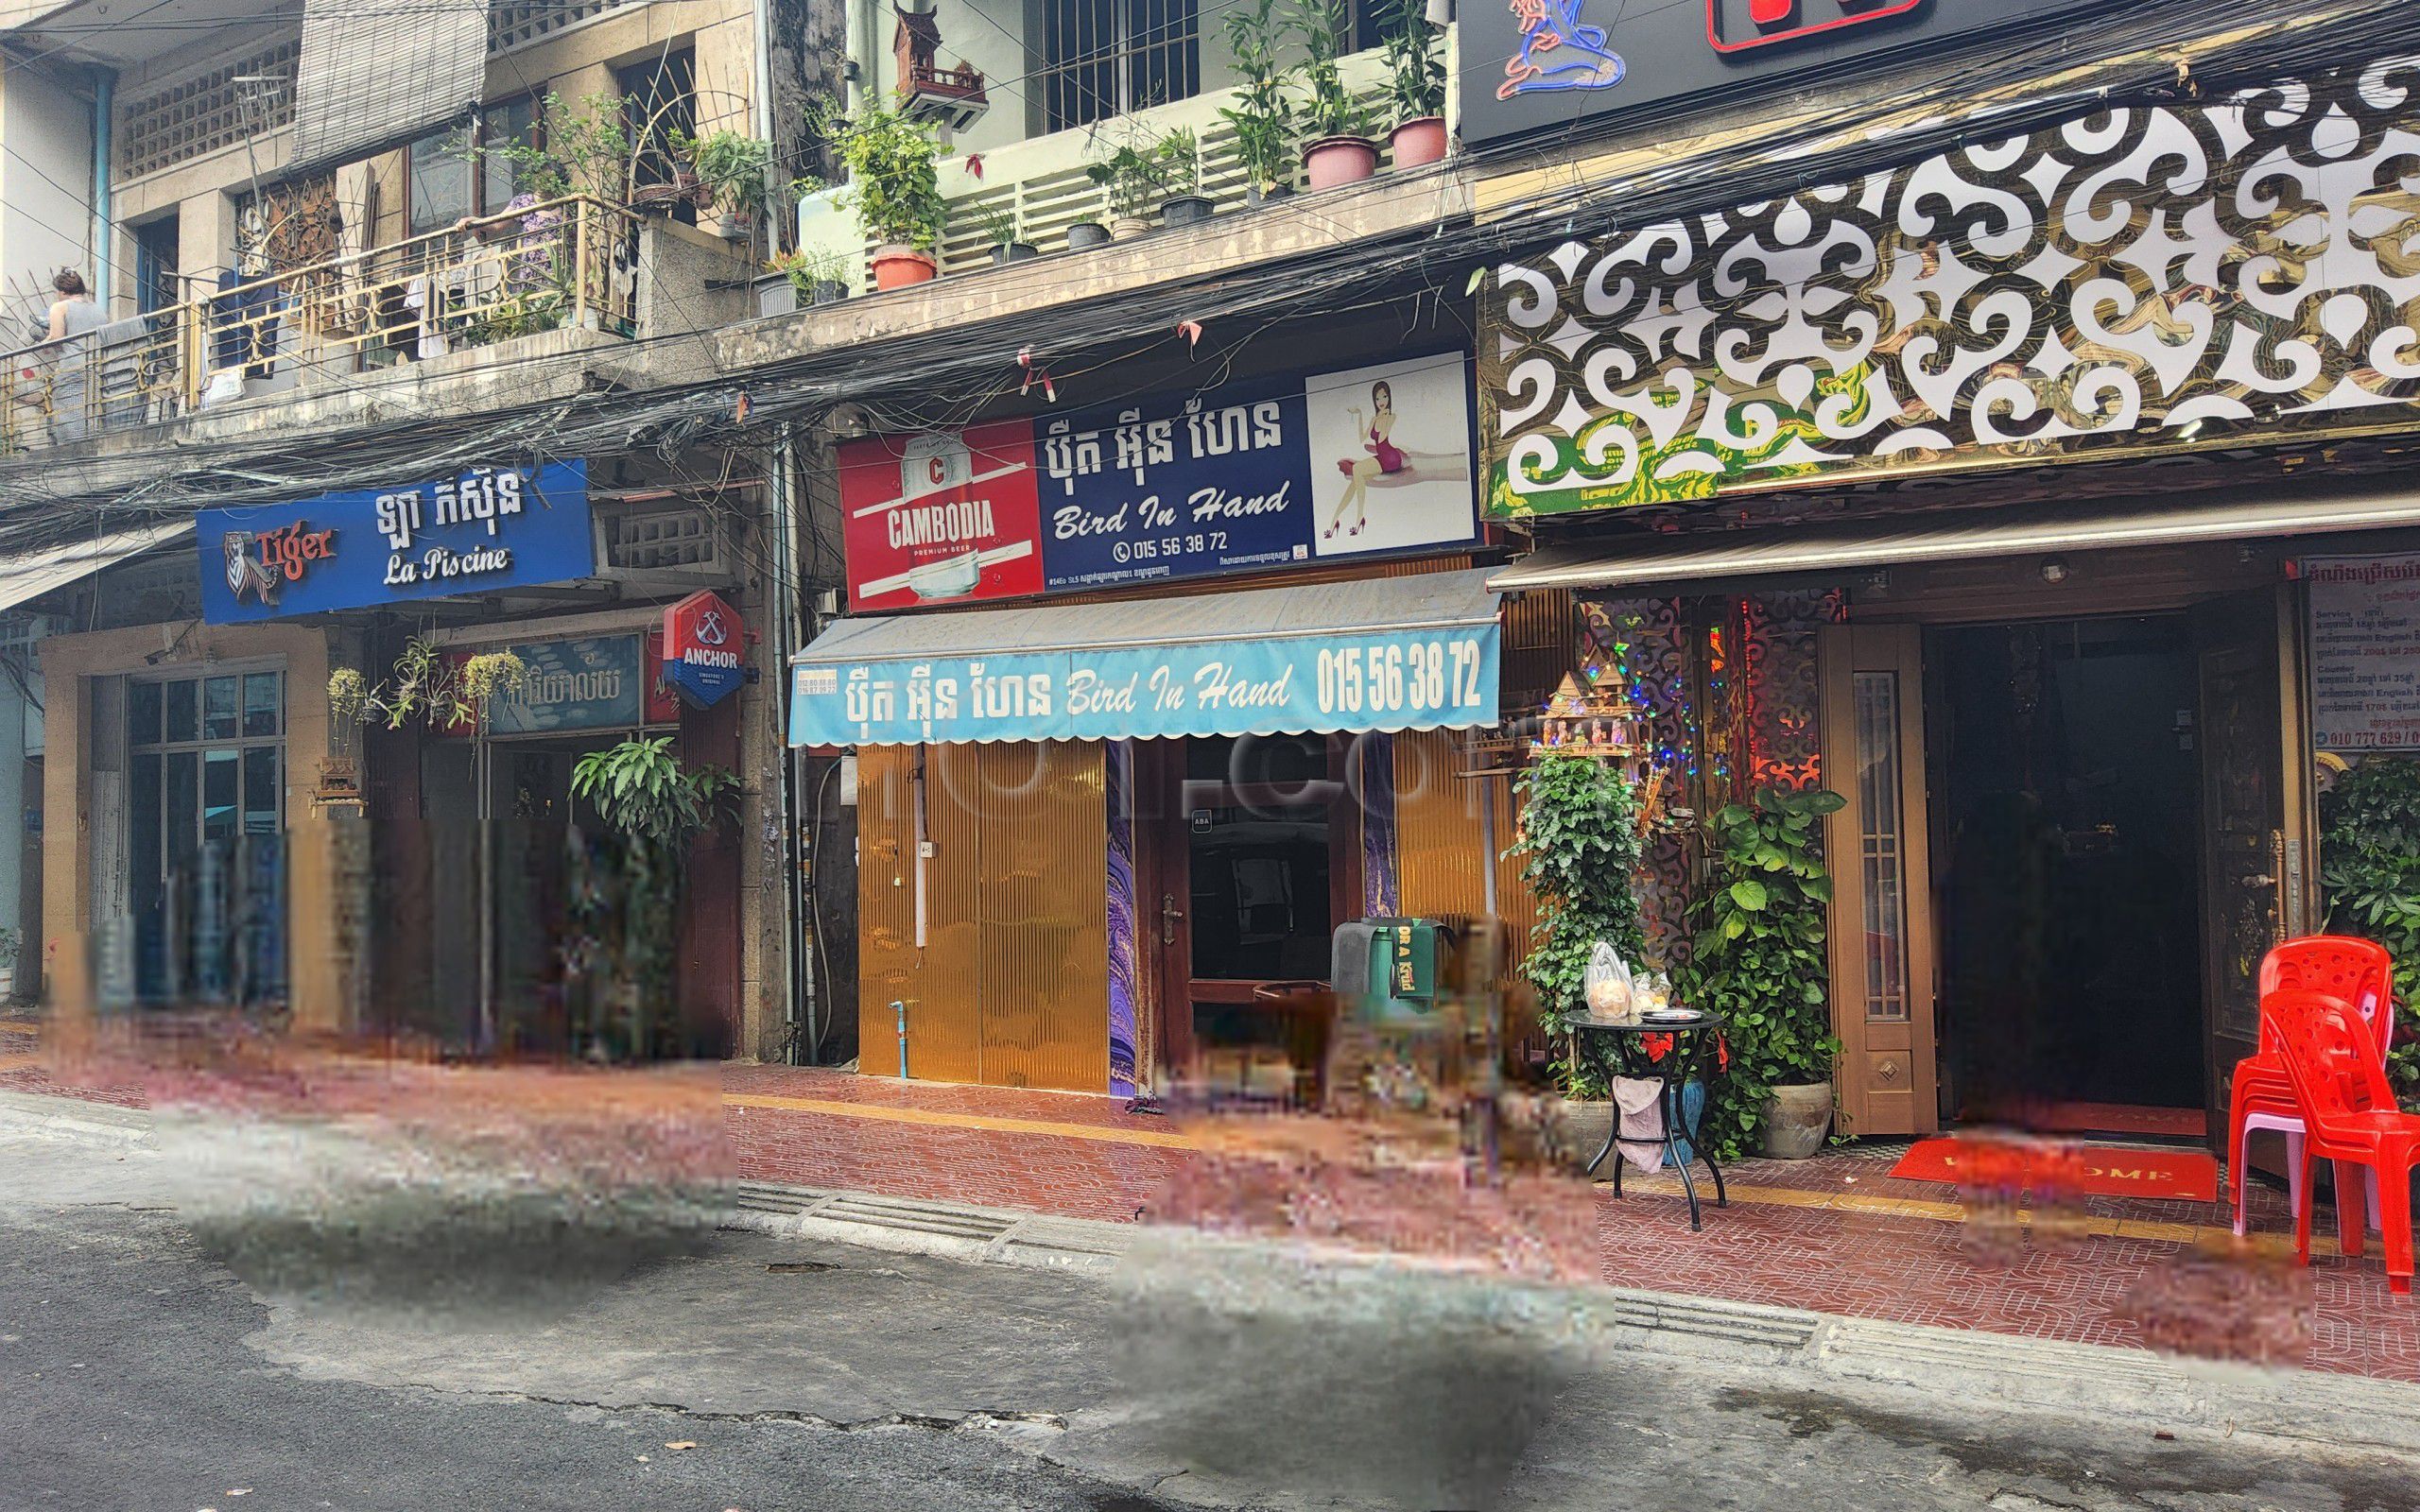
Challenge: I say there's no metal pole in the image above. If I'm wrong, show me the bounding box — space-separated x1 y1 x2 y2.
892 999 908 1078
91 68 113 310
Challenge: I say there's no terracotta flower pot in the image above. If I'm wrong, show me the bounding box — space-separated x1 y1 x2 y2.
1302 135 1379 191
869 244 937 291
1390 115 1448 168
1109 214 1154 239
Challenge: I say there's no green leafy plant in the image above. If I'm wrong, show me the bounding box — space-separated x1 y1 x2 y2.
674 127 773 220
1512 753 1647 1099
2320 756 2420 1108
1380 0 1445 122
329 639 530 731
773 245 853 299
570 736 739 1060
484 92 634 202
1676 787 1844 1159
821 97 947 250
1288 0 1376 141
975 205 1023 248
1219 0 1298 194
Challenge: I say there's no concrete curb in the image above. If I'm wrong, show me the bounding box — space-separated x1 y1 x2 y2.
0 1089 155 1147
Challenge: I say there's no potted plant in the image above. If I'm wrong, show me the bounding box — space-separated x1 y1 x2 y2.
825 97 947 290
1676 787 1846 1160
1289 0 1379 189
1065 216 1112 249
1512 752 1650 1170
0 925 19 1000
1085 137 1169 238
977 206 1038 264
569 735 737 1061
1156 128 1214 225
483 91 633 204
1381 0 1447 168
676 127 773 239
774 246 854 306
1219 0 1297 204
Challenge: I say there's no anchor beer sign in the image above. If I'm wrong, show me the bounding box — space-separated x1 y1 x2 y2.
661 590 748 708
195 459 594 623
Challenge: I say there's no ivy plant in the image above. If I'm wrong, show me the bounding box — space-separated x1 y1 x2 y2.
1512 753 1646 1099
2319 756 2420 1108
1677 786 1844 1160
565 737 737 1059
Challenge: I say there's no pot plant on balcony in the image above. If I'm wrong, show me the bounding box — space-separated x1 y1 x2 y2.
826 97 947 290
1512 752 1650 1170
774 246 854 306
1156 129 1215 225
677 127 773 240
977 206 1038 264
1676 786 1846 1160
1220 0 1297 204
1381 0 1447 168
1288 0 1379 190
1085 136 1172 238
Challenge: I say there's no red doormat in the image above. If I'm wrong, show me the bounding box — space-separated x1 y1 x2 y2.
1891 1136 2218 1203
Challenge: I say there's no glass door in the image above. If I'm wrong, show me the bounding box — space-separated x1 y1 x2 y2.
126 669 285 1005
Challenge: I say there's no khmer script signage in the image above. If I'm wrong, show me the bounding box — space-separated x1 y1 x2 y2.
2306 555 2420 753
838 352 1476 611
195 459 593 623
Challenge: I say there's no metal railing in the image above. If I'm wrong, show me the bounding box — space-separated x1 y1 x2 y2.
0 196 646 455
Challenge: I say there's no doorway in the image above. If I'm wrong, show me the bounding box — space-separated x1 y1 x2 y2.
1931 617 2204 1125
1150 733 1358 1093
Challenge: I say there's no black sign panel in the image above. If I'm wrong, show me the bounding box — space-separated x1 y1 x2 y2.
1461 0 2105 147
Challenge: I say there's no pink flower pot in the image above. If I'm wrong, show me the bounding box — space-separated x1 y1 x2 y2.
1302 135 1379 191
1390 116 1447 168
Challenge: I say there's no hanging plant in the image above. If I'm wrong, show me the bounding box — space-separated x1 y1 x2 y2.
1675 787 1843 1159
1512 753 1647 1098
569 735 737 1060
329 636 529 731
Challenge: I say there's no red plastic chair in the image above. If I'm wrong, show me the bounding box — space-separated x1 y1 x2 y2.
2265 988 2420 1295
2229 936 2394 1240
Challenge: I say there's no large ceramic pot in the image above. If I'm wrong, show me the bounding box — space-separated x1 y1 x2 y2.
869 244 937 291
1109 214 1154 239
1390 116 1448 168
1302 134 1379 191
1761 1081 1835 1160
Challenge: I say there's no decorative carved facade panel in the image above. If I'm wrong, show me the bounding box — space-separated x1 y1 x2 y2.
1481 60 2420 516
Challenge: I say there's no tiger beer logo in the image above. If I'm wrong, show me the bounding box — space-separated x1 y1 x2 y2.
223 520 336 606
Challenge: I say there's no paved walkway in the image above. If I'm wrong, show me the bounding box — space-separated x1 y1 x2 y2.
9 1020 2418 1384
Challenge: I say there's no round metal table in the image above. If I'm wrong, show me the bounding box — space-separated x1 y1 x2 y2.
1570 1011 1730 1230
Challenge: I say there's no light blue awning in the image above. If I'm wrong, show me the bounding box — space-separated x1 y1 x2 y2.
788 568 1502 747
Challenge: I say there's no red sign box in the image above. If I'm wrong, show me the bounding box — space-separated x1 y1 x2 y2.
840 420 1046 612
660 591 747 709
1705 0 1926 54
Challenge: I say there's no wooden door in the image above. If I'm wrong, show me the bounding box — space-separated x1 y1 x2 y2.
2195 585 2313 1145
1820 624 1941 1137
1149 735 1358 1082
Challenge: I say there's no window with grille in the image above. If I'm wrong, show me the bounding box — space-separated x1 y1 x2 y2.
618 50 698 198
1038 0 1200 132
406 96 545 234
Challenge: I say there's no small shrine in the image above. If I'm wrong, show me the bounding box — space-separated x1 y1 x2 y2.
893 6 991 133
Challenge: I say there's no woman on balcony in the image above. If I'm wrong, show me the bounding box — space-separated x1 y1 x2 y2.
43 269 105 443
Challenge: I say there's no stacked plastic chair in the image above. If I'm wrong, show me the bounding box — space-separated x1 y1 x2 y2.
2227 936 2393 1244
2264 988 2420 1295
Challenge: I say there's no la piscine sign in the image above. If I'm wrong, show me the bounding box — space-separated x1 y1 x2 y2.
196 459 593 623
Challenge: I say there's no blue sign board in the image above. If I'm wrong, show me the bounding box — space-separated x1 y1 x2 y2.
789 623 1500 747
195 459 593 623
487 635 644 735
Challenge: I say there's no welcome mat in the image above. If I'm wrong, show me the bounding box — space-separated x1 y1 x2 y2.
1890 1136 2218 1203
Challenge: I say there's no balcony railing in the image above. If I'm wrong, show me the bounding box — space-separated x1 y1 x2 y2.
0 196 645 454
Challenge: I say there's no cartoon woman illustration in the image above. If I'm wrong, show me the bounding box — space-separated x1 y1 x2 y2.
1326 381 1406 539
1497 0 1626 101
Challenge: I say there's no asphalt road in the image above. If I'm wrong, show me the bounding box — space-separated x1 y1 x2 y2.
3 1122 2416 1512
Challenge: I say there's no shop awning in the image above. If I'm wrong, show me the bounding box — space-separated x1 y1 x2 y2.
1487 490 2420 593
789 568 1502 747
0 521 192 614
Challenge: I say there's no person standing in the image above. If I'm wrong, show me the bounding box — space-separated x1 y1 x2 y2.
43 269 106 441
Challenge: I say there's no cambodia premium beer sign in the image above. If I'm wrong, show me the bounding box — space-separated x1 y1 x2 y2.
838 352 1477 611
196 459 593 623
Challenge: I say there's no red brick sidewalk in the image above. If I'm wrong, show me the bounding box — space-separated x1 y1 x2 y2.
10 1023 2417 1383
